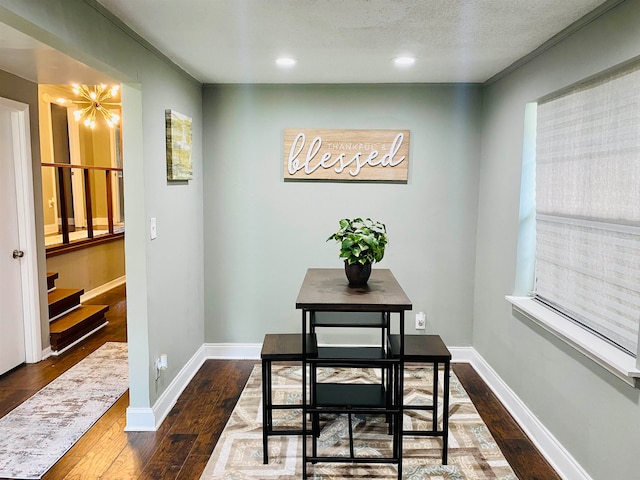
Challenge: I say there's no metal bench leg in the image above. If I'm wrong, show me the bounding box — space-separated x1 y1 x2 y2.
262 359 270 464
348 412 355 458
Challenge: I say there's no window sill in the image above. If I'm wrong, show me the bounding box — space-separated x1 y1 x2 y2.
506 295 640 387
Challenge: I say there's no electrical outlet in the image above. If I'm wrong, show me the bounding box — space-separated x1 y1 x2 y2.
415 312 426 330
154 354 168 381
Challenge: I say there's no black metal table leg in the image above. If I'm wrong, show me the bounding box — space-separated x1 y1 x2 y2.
433 361 439 435
302 310 308 478
442 360 450 465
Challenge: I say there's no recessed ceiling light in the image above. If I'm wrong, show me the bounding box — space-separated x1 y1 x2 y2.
393 56 416 67
276 57 297 67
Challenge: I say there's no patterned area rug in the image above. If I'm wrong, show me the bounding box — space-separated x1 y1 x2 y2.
200 364 517 480
0 342 128 479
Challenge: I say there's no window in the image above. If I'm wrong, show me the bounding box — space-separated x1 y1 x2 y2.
533 63 640 357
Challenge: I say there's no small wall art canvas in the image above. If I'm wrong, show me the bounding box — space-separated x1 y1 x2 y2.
165 109 193 181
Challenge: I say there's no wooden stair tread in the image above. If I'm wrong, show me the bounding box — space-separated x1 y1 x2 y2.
50 305 108 333
48 288 84 305
45 273 108 353
46 272 59 290
48 288 85 320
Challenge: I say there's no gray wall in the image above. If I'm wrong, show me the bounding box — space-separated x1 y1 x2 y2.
202 84 482 346
0 0 205 407
4 1 637 474
475 1 640 478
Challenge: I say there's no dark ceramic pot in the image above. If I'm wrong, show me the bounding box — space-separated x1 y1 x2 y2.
344 260 372 287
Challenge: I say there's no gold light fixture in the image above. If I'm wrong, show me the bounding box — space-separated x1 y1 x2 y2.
59 84 121 129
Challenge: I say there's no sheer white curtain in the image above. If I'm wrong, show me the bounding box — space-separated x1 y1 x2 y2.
535 65 640 355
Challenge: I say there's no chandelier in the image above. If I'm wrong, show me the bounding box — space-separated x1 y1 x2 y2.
62 84 121 129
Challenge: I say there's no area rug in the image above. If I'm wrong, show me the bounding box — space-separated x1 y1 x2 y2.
200 364 517 480
0 342 128 479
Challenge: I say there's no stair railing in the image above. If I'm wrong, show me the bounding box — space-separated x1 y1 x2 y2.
41 163 124 251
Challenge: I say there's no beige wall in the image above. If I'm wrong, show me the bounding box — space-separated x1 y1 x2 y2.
39 84 118 232
46 238 125 292
40 167 56 229
82 126 113 220
38 85 57 230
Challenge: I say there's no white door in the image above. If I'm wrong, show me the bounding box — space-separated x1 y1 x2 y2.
0 102 26 374
0 96 41 372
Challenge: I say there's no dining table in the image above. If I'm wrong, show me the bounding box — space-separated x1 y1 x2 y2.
295 267 412 479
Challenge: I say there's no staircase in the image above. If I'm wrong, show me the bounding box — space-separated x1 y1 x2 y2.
47 272 109 354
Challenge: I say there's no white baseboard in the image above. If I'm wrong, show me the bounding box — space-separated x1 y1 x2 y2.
125 343 261 431
198 343 486 362
465 347 591 480
203 343 262 359
124 407 156 432
152 345 208 429
124 342 588 480
448 346 475 363
41 346 52 360
199 343 477 362
81 275 126 302
125 344 208 432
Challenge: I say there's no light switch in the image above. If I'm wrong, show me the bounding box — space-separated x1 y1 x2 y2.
150 217 157 240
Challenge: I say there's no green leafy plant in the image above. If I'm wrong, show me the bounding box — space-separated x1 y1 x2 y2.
327 217 388 265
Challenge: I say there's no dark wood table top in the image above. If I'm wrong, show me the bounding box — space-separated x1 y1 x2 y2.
295 268 412 312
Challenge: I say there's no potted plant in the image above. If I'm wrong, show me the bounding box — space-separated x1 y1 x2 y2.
327 217 388 286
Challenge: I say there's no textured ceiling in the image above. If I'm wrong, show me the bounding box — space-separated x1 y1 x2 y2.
96 0 609 84
0 0 611 85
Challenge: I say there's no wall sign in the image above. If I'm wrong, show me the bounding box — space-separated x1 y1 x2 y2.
283 129 410 182
166 109 193 181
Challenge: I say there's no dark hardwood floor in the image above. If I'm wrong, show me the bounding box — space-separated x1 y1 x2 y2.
0 285 561 479
0 284 127 420
453 363 562 480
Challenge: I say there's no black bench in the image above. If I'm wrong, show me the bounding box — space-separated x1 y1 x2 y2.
261 333 316 463
389 334 452 464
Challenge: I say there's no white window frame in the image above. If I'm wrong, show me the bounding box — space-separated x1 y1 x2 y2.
507 295 640 386
509 93 640 386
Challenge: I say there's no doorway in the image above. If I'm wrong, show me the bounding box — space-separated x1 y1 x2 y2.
40 84 125 248
0 96 41 374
